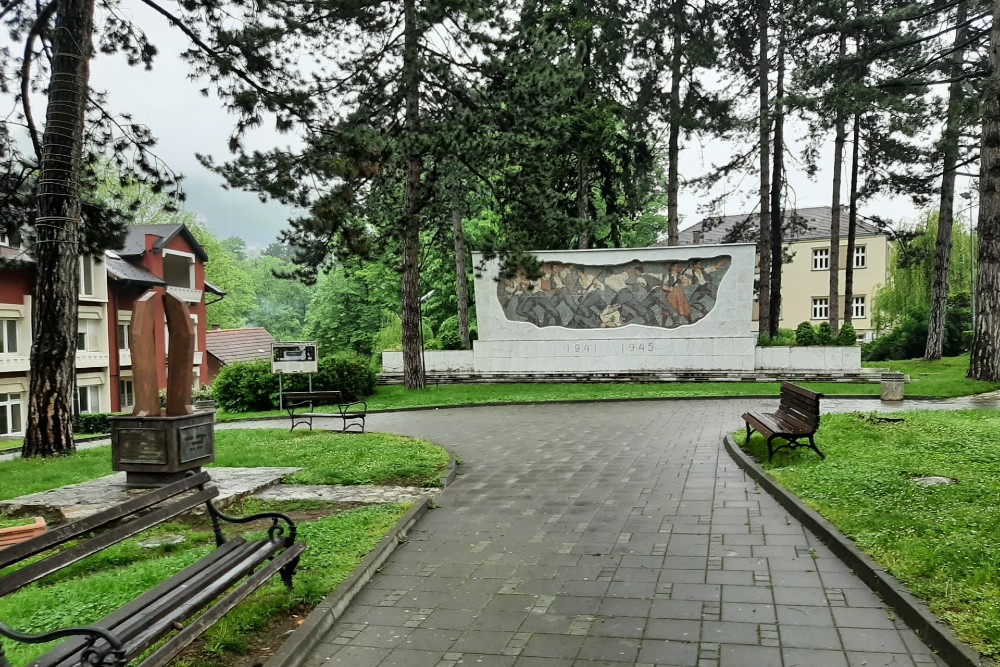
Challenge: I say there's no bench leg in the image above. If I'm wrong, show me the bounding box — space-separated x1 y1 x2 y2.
766 435 777 461
745 423 753 445
280 553 301 591
808 434 825 459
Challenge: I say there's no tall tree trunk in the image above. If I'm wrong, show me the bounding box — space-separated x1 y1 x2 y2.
829 32 847 335
400 0 424 390
969 0 1000 381
577 153 590 249
757 0 772 338
666 0 683 246
452 203 471 350
768 22 785 338
23 0 95 458
926 0 969 360
844 114 861 326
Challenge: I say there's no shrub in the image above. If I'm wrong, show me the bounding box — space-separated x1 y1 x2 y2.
816 321 834 346
758 330 794 347
74 412 117 434
212 359 280 412
863 301 971 362
437 316 462 350
424 338 444 351
836 323 858 346
311 353 377 402
795 321 817 346
192 385 214 402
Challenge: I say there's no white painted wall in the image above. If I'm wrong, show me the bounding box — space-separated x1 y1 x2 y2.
755 346 862 371
382 350 475 373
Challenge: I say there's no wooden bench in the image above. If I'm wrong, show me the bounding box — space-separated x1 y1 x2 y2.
742 382 825 461
283 391 367 434
0 471 305 667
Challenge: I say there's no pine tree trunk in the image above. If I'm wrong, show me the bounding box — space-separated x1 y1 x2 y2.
577 153 590 249
828 33 847 335
968 0 1000 381
844 114 861 326
926 0 968 360
768 25 785 338
23 0 95 458
400 0 424 390
453 204 471 350
666 0 683 247
757 0 772 338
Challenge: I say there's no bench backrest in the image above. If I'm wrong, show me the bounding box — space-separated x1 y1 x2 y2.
0 471 217 597
777 382 822 429
282 391 343 405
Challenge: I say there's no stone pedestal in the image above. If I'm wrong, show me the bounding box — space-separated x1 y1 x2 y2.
880 372 906 402
111 412 216 487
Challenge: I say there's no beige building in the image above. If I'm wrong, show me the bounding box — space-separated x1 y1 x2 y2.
660 207 889 341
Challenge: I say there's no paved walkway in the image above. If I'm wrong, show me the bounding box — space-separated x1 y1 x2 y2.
281 399 952 667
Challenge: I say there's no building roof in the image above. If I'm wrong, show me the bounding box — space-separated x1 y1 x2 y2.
120 224 209 261
656 206 884 247
204 280 226 296
205 328 276 365
105 256 165 286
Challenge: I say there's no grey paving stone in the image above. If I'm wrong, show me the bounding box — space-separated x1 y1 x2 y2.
275 401 946 667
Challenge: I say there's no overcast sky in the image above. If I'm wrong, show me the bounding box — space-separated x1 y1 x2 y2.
78 7 976 247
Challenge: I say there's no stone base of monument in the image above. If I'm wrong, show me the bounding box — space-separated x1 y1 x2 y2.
111 411 216 488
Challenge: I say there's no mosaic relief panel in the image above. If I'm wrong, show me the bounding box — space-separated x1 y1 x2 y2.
497 256 732 329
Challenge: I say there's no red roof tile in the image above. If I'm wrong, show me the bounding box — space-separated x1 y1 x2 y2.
205 328 276 364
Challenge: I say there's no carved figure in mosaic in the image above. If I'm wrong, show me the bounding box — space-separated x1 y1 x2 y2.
497 256 732 330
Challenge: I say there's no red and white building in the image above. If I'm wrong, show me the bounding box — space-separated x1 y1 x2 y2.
0 224 223 436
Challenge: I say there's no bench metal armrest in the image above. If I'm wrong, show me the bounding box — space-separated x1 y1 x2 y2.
0 620 125 667
338 400 367 414
206 500 298 546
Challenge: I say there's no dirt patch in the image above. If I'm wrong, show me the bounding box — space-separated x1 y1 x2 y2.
177 605 310 667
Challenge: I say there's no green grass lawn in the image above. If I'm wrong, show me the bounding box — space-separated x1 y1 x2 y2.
737 409 1000 656
0 499 410 666
0 429 449 501
212 354 999 422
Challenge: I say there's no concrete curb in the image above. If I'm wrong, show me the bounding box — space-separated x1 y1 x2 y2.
264 497 431 667
440 452 459 487
723 434 994 667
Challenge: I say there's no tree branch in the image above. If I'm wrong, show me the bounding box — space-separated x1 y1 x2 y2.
20 0 56 159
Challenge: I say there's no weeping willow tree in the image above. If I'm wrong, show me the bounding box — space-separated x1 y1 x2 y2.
873 213 975 331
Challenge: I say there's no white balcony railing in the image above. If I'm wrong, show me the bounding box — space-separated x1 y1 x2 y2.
0 354 30 373
76 351 110 369
165 285 203 304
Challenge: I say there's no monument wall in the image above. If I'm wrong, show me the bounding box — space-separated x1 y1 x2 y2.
471 244 757 372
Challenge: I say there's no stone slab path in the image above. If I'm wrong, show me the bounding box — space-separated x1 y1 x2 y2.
0 467 300 521
263 400 951 667
255 483 438 505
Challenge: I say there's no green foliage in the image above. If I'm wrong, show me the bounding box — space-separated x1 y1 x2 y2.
370 312 403 361
874 213 976 330
212 360 280 412
737 410 1000 655
246 256 315 341
836 323 858 346
816 321 834 346
213 355 375 412
306 266 399 357
864 297 971 361
73 413 117 435
424 338 444 351
758 328 796 347
795 322 817 346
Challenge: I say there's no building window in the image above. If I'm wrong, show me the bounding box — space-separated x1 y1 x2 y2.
77 385 101 414
852 296 866 319
77 319 99 353
118 322 131 351
0 392 23 435
0 320 17 354
812 297 829 320
812 248 830 270
80 256 94 296
191 315 199 352
854 245 867 269
119 379 135 410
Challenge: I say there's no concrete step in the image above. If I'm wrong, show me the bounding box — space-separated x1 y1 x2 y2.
378 369 892 386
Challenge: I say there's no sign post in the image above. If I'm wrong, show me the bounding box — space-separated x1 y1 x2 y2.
271 343 319 409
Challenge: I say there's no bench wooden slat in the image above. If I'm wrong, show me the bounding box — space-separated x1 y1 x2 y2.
0 472 211 570
38 539 251 667
137 542 307 667
0 488 218 598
